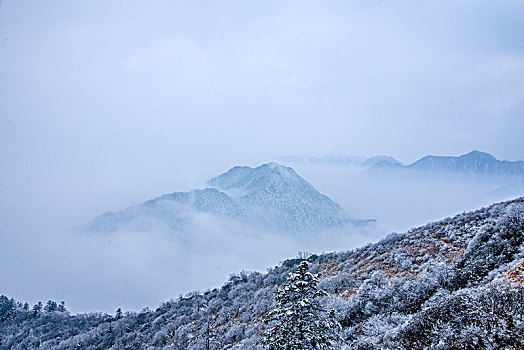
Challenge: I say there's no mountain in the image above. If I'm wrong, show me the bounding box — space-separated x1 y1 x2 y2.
370 150 524 176
409 150 524 174
89 162 370 233
88 188 242 233
276 152 399 167
367 159 405 171
2 197 523 349
362 155 399 167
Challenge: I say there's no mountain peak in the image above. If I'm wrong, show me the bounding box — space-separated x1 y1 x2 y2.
207 162 306 192
257 161 293 173
461 150 496 160
255 162 302 181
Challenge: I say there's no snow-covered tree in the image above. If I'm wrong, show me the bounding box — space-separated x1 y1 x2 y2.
115 307 123 319
44 300 58 312
263 261 340 349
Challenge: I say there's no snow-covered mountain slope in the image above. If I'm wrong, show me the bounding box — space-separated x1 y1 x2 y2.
89 162 371 233
3 197 523 349
207 162 367 231
370 150 524 176
88 188 242 233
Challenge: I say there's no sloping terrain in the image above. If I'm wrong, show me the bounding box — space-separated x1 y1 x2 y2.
1 197 523 349
89 162 369 234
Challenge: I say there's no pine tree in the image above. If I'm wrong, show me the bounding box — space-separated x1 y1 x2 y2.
263 261 340 349
58 301 67 313
32 302 43 317
44 300 58 312
115 307 123 319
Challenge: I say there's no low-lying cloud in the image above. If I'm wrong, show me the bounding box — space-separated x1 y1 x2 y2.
2 161 521 314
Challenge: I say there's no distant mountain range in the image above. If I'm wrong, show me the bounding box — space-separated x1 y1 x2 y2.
278 150 524 177
89 162 373 233
370 150 524 176
276 152 399 167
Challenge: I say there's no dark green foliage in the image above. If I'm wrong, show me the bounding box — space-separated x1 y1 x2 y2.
0 296 16 322
44 300 58 313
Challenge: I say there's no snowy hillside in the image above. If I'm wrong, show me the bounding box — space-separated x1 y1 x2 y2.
89 162 371 233
1 197 523 349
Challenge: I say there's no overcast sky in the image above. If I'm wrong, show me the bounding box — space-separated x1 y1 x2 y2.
1 0 524 311
1 1 524 211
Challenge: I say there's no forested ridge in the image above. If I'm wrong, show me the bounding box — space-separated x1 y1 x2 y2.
1 197 523 349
